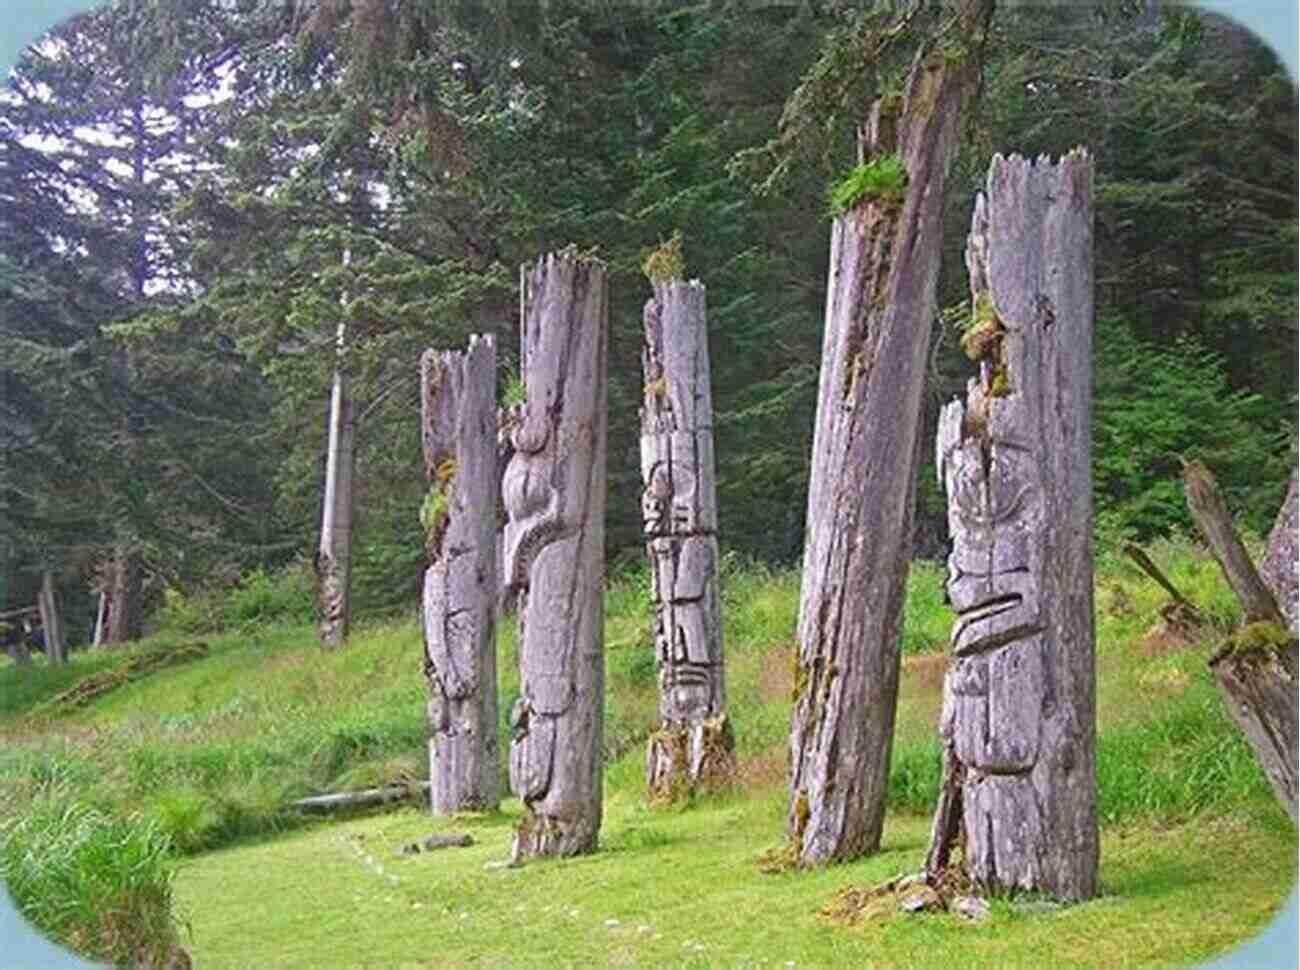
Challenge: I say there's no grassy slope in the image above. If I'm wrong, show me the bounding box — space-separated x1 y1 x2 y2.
1 542 1295 969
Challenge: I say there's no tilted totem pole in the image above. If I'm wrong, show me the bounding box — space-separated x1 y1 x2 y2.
925 150 1099 900
640 276 733 799
503 250 608 860
789 0 994 867
419 334 500 813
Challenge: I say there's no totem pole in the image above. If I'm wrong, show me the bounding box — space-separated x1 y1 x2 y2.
420 335 500 813
640 277 733 799
925 150 1098 900
503 250 608 859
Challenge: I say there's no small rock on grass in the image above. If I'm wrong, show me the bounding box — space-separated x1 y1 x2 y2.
950 896 991 921
898 886 944 913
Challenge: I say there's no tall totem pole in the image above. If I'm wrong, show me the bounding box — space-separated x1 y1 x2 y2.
925 150 1098 900
503 250 608 859
640 276 733 799
420 335 500 814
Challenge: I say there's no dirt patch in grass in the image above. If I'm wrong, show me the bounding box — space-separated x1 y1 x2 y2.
902 652 948 693
757 643 795 702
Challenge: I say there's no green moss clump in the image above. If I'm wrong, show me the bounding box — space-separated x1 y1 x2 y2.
960 291 1003 361
641 230 685 283
1224 620 1297 660
501 372 526 408
989 364 1012 397
420 458 457 542
828 156 908 215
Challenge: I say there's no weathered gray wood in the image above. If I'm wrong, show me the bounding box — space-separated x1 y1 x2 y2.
640 278 733 799
419 334 500 814
1210 632 1298 824
503 249 607 860
37 571 66 665
1260 470 1298 633
789 1 994 867
92 592 108 647
1184 460 1285 626
925 149 1099 900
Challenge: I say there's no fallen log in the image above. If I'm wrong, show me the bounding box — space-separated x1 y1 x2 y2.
291 782 431 813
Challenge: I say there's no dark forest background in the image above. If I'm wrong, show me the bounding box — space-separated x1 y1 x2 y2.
1 0 1294 639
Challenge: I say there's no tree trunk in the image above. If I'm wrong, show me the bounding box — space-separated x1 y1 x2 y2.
925 149 1099 901
1183 460 1284 626
420 334 500 814
103 546 142 646
789 0 994 867
316 327 355 650
1209 634 1298 824
503 250 607 861
92 591 109 648
37 571 66 665
640 278 733 800
1259 469 1298 633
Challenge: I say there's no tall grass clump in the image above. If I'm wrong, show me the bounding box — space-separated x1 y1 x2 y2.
1 796 185 968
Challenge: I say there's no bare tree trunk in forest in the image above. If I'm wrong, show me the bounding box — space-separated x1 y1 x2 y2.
924 150 1099 900
37 571 66 665
789 0 994 867
503 250 607 861
420 335 500 814
92 592 110 648
640 278 733 800
316 314 354 650
103 546 142 646
1259 469 1297 633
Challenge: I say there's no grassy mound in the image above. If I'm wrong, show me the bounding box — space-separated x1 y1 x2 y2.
0 537 1293 968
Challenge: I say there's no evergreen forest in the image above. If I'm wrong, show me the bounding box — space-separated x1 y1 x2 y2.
1 0 1294 631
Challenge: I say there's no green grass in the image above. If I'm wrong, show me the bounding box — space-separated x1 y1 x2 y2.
0 536 1294 968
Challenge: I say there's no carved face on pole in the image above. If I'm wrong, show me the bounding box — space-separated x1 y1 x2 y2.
940 421 1045 775
642 461 672 537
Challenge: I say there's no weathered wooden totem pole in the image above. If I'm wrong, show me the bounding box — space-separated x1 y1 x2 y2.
925 150 1099 900
503 250 608 859
789 0 994 867
640 277 733 799
419 334 500 813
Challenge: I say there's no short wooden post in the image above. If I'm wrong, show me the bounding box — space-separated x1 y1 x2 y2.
503 250 608 860
640 278 733 799
420 334 500 813
925 150 1099 900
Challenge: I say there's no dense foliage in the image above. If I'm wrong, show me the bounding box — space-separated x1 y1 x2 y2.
0 0 1293 627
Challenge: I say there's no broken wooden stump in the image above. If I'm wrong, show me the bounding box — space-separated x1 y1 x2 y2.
503 249 608 860
419 334 500 814
639 275 733 800
925 150 1099 901
1210 625 1298 823
1184 460 1298 822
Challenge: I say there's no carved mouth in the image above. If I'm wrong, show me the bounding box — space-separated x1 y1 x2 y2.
953 595 1041 655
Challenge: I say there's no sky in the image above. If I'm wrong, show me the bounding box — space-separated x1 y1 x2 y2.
0 2 1296 969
